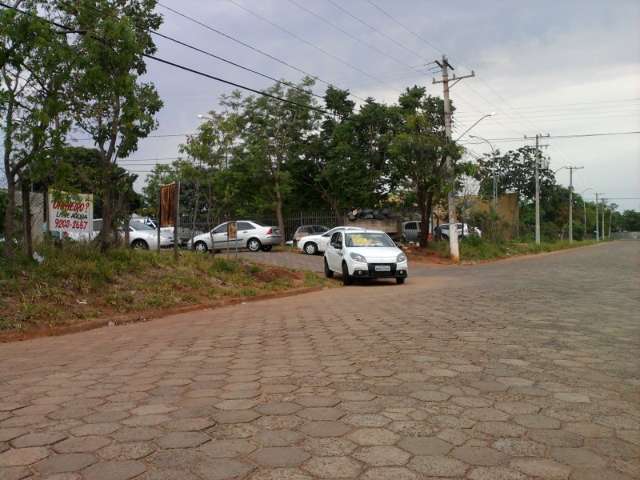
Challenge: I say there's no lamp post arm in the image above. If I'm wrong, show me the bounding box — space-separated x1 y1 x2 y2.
455 113 494 142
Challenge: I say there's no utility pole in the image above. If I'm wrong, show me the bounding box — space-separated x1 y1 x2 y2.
567 166 583 243
582 197 587 239
601 198 606 240
524 134 549 244
595 192 599 241
433 55 474 262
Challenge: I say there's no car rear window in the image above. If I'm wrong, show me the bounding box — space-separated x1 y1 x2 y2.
238 222 254 230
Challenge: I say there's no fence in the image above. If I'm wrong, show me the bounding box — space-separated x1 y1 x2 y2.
176 211 339 244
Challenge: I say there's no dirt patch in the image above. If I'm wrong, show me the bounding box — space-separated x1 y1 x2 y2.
404 245 453 265
251 265 303 282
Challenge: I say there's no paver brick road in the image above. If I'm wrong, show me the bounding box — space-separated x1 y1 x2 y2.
1 242 639 479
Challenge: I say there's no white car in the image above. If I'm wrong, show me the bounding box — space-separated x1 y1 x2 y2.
123 220 174 250
188 220 282 253
298 226 364 255
324 229 408 285
435 223 482 240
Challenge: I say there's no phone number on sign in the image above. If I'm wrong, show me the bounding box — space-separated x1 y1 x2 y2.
54 219 89 230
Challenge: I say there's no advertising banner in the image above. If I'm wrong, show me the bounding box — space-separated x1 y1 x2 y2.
48 191 94 239
159 183 177 227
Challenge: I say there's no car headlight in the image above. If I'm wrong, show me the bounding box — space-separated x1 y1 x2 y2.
397 253 407 263
350 252 367 263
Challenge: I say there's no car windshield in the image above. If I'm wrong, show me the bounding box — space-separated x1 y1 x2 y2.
130 220 154 231
345 232 395 248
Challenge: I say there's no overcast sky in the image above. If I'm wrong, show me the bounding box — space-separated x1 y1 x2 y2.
77 1 639 210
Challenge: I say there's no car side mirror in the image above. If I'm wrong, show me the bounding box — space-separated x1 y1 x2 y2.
331 241 342 249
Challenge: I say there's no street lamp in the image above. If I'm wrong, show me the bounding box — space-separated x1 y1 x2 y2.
469 134 498 210
454 113 495 142
580 188 593 240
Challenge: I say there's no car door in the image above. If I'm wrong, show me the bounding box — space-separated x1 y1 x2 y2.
326 231 344 271
404 222 417 242
210 222 229 249
235 221 255 249
318 228 338 252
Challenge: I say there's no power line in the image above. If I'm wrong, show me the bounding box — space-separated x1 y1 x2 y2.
156 2 366 102
151 30 326 101
117 157 181 163
324 0 428 62
360 0 573 166
71 133 190 141
363 0 443 56
285 0 420 74
455 109 640 120
77 130 640 144
225 0 394 88
0 3 332 117
354 3 530 140
145 55 330 115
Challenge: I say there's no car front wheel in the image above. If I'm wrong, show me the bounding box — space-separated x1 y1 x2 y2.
304 242 318 255
396 277 405 285
342 262 353 285
247 238 262 252
131 239 148 250
324 258 333 278
194 241 208 253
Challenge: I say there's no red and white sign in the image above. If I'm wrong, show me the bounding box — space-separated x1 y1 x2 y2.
48 191 94 239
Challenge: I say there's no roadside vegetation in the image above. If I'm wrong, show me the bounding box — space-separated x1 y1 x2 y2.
408 237 600 263
0 243 328 334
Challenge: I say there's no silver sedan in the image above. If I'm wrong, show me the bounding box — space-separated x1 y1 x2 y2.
189 220 282 253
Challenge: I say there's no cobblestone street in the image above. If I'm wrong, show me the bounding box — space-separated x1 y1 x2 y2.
1 242 638 479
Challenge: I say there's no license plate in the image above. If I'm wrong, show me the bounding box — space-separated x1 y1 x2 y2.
374 265 391 272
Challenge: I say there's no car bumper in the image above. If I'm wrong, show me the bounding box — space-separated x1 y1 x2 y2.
261 235 283 246
351 262 408 279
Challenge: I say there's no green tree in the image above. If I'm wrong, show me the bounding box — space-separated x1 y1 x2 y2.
619 210 640 231
234 78 320 239
37 146 140 223
388 87 460 247
300 86 385 218
1 0 74 257
475 146 556 201
63 0 163 251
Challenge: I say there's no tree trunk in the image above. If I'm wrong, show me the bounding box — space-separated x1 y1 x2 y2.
3 180 16 258
424 192 433 247
100 186 113 253
417 187 429 248
20 179 33 258
274 178 285 245
3 94 16 258
329 198 343 225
